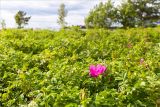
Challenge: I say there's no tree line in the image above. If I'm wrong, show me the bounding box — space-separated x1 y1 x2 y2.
1 0 160 29
85 0 160 28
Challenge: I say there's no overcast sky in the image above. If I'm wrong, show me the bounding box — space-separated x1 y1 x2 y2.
0 0 120 29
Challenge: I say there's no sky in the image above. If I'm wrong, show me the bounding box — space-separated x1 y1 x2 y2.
0 0 120 29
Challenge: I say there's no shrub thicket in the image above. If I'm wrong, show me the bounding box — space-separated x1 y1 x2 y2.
0 28 160 106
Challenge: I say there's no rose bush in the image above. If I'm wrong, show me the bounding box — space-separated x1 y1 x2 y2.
0 27 160 106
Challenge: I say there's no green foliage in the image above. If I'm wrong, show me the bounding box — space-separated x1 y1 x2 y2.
129 0 160 27
119 0 160 27
14 11 31 29
0 28 160 106
57 3 68 29
85 1 117 28
118 0 138 28
85 0 160 28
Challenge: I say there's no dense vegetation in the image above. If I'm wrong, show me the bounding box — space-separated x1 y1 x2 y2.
0 27 160 106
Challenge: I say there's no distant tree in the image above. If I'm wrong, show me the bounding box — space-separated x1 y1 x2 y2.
130 0 160 27
85 1 117 28
85 0 160 28
57 3 68 29
118 0 160 27
1 19 6 29
117 0 138 28
14 10 31 29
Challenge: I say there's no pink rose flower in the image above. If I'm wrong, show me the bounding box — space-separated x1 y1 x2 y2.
89 64 107 77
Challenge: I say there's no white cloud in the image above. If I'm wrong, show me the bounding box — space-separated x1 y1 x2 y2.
66 14 85 25
0 10 16 28
0 0 116 29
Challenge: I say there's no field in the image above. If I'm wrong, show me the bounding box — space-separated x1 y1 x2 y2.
0 27 160 106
